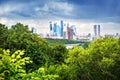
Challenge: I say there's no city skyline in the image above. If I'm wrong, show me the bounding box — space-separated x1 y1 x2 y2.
0 0 120 35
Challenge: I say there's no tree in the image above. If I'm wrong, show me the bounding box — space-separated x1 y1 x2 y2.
0 49 32 80
63 37 120 80
2 23 49 72
65 46 91 80
0 23 8 48
87 37 120 80
47 44 67 65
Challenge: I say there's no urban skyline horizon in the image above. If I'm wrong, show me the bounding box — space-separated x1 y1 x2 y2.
0 19 120 36
0 0 120 36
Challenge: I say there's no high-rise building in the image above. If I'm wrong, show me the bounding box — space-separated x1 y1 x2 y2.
57 25 60 36
53 23 57 36
60 20 63 37
49 21 53 36
49 21 52 31
94 25 97 37
63 24 67 39
67 26 73 40
31 27 36 33
63 32 67 39
98 25 100 36
71 25 76 36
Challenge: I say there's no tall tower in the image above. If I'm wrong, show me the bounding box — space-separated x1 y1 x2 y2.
67 24 73 40
53 23 57 36
71 25 76 36
98 25 100 36
31 27 36 33
60 20 63 37
49 21 52 36
94 25 97 37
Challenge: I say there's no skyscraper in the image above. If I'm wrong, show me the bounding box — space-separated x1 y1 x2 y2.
31 27 36 33
60 20 63 37
49 21 52 31
71 25 76 36
67 26 73 40
49 21 53 36
57 25 60 36
98 25 100 36
94 25 97 37
54 23 57 36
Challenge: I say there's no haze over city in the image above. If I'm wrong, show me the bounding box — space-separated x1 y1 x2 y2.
0 0 120 36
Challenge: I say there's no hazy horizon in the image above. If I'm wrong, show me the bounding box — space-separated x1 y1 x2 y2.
0 0 120 36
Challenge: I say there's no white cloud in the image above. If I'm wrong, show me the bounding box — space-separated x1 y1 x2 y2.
48 1 73 15
0 18 50 34
34 1 74 17
49 1 73 11
43 4 49 11
0 4 24 16
35 4 49 12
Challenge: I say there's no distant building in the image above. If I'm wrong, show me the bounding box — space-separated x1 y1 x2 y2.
67 26 73 40
98 25 100 36
31 27 36 33
71 25 76 36
93 24 101 39
49 21 53 36
49 21 52 31
63 24 67 39
48 20 77 39
104 33 120 38
63 32 67 39
53 23 57 36
94 25 97 37
60 20 64 37
57 25 60 36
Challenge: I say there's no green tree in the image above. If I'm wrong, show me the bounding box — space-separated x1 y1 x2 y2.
65 46 91 80
63 37 120 80
87 37 120 80
2 23 49 72
0 49 32 80
47 44 67 65
23 67 59 80
0 23 8 48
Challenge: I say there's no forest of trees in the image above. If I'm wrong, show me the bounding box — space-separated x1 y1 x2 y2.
45 38 89 44
0 23 120 80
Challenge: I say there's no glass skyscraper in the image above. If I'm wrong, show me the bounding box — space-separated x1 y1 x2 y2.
60 20 63 37
54 23 57 36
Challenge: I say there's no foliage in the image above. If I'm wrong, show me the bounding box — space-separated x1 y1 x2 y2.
0 24 8 48
23 68 59 80
0 49 32 80
46 44 67 65
45 38 89 44
0 23 120 80
65 37 120 80
0 23 49 72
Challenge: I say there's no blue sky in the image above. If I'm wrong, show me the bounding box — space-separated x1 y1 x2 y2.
0 0 120 35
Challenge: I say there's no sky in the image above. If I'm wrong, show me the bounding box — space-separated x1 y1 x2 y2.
0 0 120 36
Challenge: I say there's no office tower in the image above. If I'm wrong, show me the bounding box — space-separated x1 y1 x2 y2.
49 21 52 31
63 24 66 39
94 25 97 37
31 27 36 33
53 23 57 36
60 20 63 37
57 25 60 36
67 27 73 40
63 31 67 39
49 21 53 36
116 33 119 36
71 25 76 36
98 25 100 36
